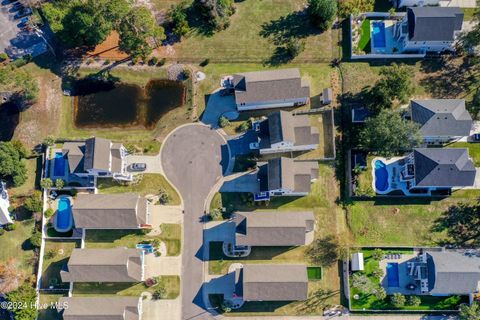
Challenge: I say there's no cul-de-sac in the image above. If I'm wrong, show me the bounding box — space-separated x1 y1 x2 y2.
1 0 480 319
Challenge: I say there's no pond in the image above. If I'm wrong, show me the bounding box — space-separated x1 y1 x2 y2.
0 102 20 141
73 79 186 129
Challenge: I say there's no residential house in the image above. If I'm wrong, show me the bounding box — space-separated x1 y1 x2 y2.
400 148 476 190
58 297 142 320
72 193 150 229
393 7 463 53
254 111 319 155
237 264 308 301
0 181 12 227
60 247 144 283
256 157 318 199
62 137 131 181
233 69 310 111
232 211 315 249
393 0 474 8
410 99 472 144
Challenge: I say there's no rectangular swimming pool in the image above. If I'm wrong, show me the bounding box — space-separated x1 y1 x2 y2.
53 152 66 177
372 21 386 48
387 262 400 287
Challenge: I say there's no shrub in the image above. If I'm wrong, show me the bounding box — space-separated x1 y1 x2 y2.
238 120 251 132
285 38 305 58
55 179 65 189
24 191 43 213
8 206 15 213
44 208 54 218
351 273 374 294
29 230 42 248
372 248 384 261
158 58 166 66
372 268 384 279
40 178 53 190
0 53 8 62
44 249 56 260
152 285 167 300
157 188 171 205
391 293 406 308
150 57 158 65
209 208 223 220
200 58 210 67
374 286 387 300
4 224 16 231
218 116 230 128
407 295 421 307
12 58 27 68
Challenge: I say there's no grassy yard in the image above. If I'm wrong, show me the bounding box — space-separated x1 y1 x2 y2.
357 19 371 54
297 112 336 160
97 174 181 206
72 276 180 299
354 155 375 197
41 240 80 289
350 248 468 311
0 218 36 273
450 141 480 166
85 224 181 256
38 293 67 320
154 0 339 63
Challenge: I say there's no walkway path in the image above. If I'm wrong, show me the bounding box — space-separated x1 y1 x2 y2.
161 124 228 320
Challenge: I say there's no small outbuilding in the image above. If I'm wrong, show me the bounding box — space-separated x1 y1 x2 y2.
322 88 333 105
351 252 364 271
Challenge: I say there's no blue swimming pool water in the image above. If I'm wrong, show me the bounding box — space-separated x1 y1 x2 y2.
374 160 389 192
57 197 72 230
372 21 386 48
53 152 66 177
387 262 400 287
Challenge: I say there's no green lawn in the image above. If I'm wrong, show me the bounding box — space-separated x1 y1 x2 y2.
97 174 181 206
154 0 339 63
307 267 322 280
41 240 80 289
72 276 180 299
462 8 477 21
85 224 181 256
357 19 371 54
0 218 36 273
354 155 375 197
38 293 67 320
450 141 480 166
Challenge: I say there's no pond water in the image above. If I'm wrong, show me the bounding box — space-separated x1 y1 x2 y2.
73 79 186 129
0 102 20 141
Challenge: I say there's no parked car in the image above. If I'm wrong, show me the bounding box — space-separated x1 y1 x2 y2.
2 0 18 5
14 7 32 19
17 17 28 28
9 1 22 11
129 163 147 172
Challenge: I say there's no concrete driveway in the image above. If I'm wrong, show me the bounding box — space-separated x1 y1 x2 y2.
126 154 163 174
201 90 237 128
161 123 228 320
144 255 181 278
142 298 181 320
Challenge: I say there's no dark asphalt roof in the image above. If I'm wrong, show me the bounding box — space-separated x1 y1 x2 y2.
234 211 314 246
242 264 308 301
63 142 86 174
413 148 476 187
411 99 472 137
407 7 463 42
426 250 480 295
58 297 141 320
84 137 112 171
233 69 310 105
264 158 318 193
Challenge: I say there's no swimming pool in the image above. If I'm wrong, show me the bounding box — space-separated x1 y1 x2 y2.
55 197 73 232
53 152 66 177
374 160 389 192
387 262 400 287
372 21 386 48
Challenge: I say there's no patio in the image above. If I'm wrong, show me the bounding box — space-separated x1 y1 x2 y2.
378 252 420 295
370 20 401 54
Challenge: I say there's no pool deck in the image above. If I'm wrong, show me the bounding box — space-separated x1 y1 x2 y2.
379 253 420 295
370 20 400 54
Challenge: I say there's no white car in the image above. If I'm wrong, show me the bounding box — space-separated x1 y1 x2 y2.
249 142 259 150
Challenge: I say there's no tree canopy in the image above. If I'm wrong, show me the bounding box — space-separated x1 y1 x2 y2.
194 0 235 31
306 235 346 267
0 65 38 105
308 0 338 31
0 141 28 186
360 109 422 157
168 3 191 38
459 302 480 320
6 283 38 320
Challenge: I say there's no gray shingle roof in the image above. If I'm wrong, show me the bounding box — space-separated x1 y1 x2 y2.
60 247 143 283
234 211 314 246
72 193 148 229
259 111 319 149
58 297 141 320
233 69 310 105
63 142 85 174
407 7 463 42
426 250 480 295
242 264 308 301
264 157 318 193
411 99 472 137
413 148 476 187
84 137 112 171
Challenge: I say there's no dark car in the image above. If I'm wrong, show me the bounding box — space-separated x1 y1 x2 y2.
130 163 147 172
14 7 32 19
9 1 22 11
17 16 28 28
1 0 18 5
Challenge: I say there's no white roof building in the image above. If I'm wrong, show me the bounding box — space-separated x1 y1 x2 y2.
0 181 12 226
351 252 364 271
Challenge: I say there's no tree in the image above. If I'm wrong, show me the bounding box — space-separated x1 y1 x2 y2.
43 135 56 147
24 191 43 213
359 109 422 157
432 201 480 246
338 0 374 17
29 230 42 248
157 188 171 205
407 295 421 307
306 235 346 267
194 0 235 31
55 178 65 189
0 258 25 293
40 178 53 190
218 116 230 128
372 267 384 279
372 248 384 261
459 302 480 320
308 0 338 31
168 3 190 38
118 7 166 60
467 90 480 120
285 38 305 59
391 293 406 308
6 283 38 320
374 286 387 300
44 208 54 218
0 141 28 187
377 63 414 103
351 273 374 294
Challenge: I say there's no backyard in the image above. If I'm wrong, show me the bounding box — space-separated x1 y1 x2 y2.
84 224 181 256
38 293 67 320
97 174 181 206
41 240 81 289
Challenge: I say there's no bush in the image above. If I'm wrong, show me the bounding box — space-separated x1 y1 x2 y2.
285 38 305 58
29 230 42 248
24 191 43 213
40 178 53 190
4 224 16 231
150 57 158 65
12 58 27 68
157 188 171 205
209 208 223 220
238 120 251 132
0 53 8 62
372 248 384 261
8 206 15 213
391 293 406 308
43 136 55 147
374 286 387 300
158 58 166 66
44 249 56 260
372 268 384 279
351 273 374 294
152 285 167 300
200 58 210 67
55 179 65 189
407 295 421 307
218 116 230 128
44 208 54 218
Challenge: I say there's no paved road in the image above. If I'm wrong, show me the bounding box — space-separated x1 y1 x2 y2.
161 124 228 320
